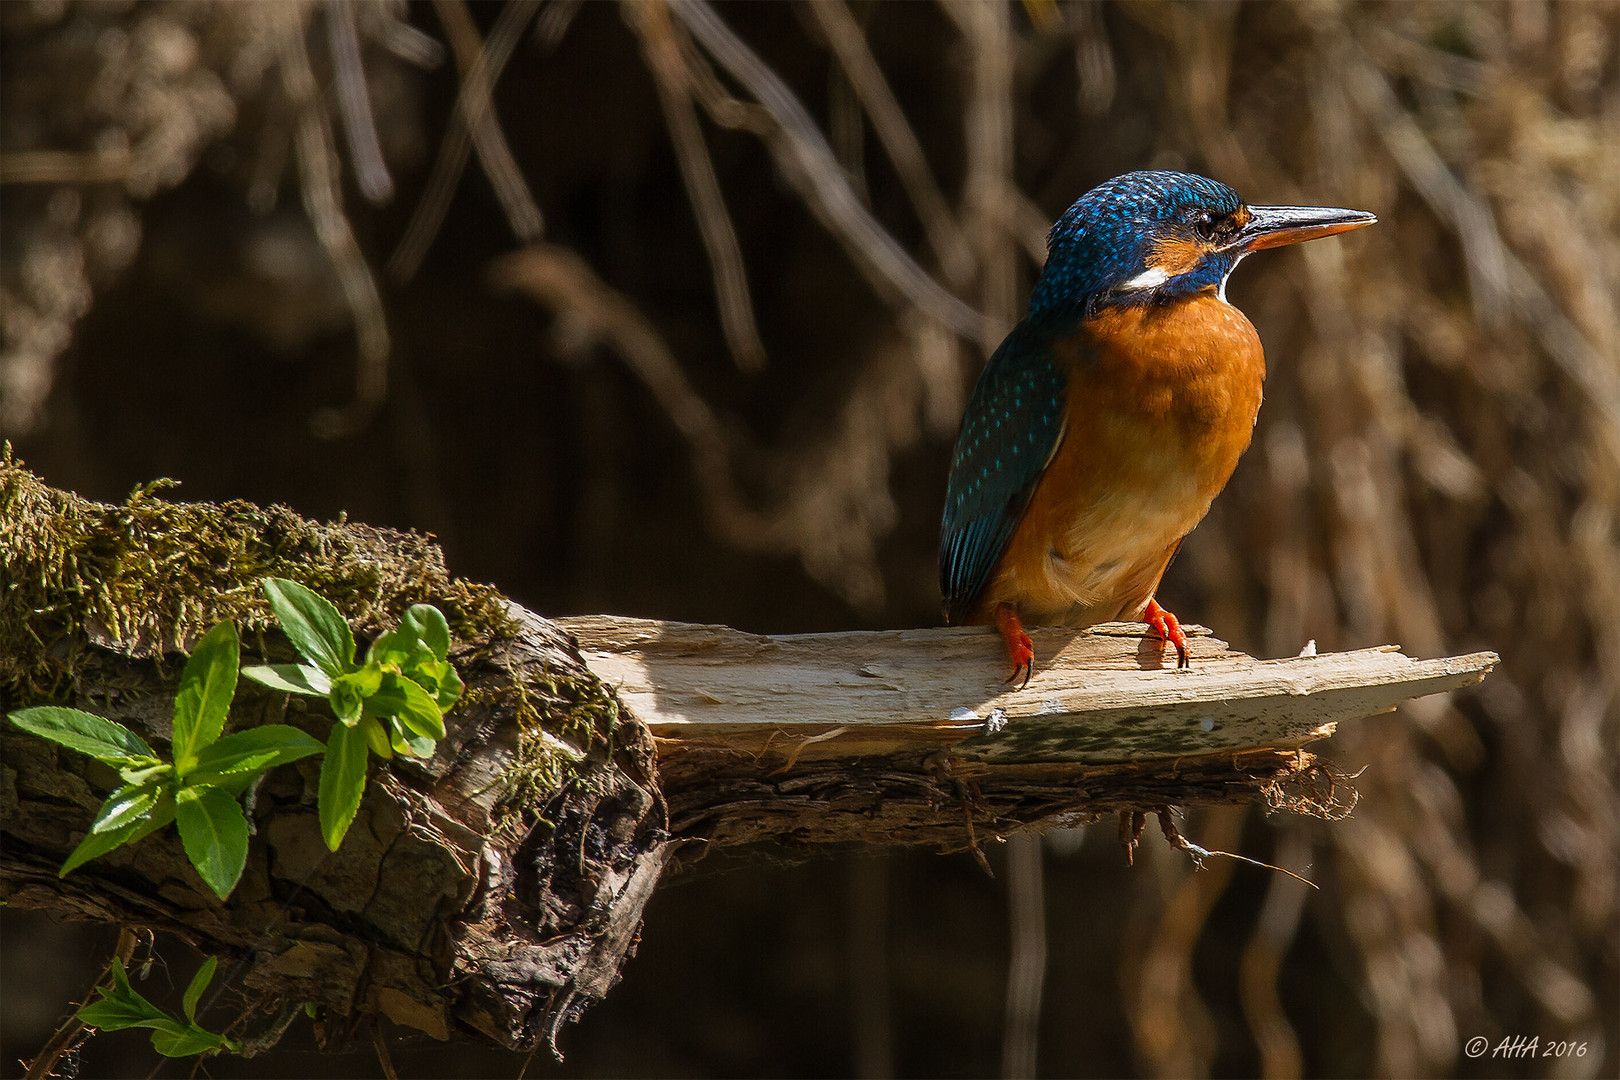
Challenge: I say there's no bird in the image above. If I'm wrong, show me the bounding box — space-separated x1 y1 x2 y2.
940 170 1375 685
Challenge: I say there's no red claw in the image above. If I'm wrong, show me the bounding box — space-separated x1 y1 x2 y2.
995 602 1035 688
1144 598 1190 669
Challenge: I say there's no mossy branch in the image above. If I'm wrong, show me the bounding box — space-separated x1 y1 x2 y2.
1 452 661 1056
1 453 1496 1059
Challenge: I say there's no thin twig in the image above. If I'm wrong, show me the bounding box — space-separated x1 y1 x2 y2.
276 2 392 439
388 0 542 281
437 0 544 240
0 148 133 184
1119 809 1147 865
630 2 768 372
371 1021 399 1080
1155 808 1318 887
943 0 1020 334
669 0 994 348
809 0 974 285
366 6 447 68
325 0 395 203
1237 828 1310 1079
847 859 894 1080
1001 833 1046 1080
534 0 584 51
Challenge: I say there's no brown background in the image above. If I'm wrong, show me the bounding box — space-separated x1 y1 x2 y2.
3 2 1616 1077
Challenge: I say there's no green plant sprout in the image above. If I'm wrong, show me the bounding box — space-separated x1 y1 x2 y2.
8 621 323 899
243 578 463 851
7 580 466 1068
76 955 240 1058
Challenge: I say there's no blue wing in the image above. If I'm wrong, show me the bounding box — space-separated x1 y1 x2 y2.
939 320 1069 622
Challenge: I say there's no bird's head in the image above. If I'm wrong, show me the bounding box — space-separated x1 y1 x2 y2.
1028 170 1376 326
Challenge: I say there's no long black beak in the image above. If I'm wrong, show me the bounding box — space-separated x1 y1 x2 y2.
1226 204 1377 252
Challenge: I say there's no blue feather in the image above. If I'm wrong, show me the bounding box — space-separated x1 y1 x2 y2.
939 322 1069 621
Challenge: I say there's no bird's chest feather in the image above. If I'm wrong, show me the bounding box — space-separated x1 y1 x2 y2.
1068 296 1266 500
998 294 1265 617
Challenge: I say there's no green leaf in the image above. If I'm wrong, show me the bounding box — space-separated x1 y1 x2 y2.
89 783 160 835
61 795 176 876
78 959 168 1028
182 955 218 1023
387 723 436 759
366 672 445 740
62 828 131 876
407 605 452 661
405 658 464 712
175 787 249 900
79 960 237 1057
185 726 324 787
360 715 393 759
242 663 332 696
318 722 369 851
328 666 383 727
365 603 452 667
108 952 134 995
150 1024 237 1057
8 706 156 767
170 621 239 774
77 997 171 1031
118 761 173 786
364 625 413 668
262 578 354 678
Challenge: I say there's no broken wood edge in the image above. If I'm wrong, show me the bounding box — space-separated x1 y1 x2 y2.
556 616 1498 855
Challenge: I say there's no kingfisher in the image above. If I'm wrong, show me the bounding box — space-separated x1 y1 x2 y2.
940 171 1375 685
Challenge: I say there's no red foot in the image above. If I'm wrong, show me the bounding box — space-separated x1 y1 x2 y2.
1144 598 1190 669
995 602 1035 688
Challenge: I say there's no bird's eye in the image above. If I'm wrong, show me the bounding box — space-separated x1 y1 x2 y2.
1191 210 1220 241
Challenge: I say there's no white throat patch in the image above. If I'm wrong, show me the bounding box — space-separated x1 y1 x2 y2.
1117 266 1170 292
1217 251 1248 304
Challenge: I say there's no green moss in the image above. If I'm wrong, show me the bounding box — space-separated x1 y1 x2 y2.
1 450 633 818
0 447 513 697
477 667 622 831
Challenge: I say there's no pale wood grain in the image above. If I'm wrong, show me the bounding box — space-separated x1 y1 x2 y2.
559 616 1498 766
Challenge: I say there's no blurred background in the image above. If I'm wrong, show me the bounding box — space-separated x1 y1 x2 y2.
2 1 1616 1077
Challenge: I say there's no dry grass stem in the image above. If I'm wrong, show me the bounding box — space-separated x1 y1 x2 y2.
388 0 542 281
669 0 994 348
325 0 395 204
275 2 391 438
810 0 974 286
630 1 768 372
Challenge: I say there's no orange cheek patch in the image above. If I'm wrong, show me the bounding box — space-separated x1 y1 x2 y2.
1149 236 1207 276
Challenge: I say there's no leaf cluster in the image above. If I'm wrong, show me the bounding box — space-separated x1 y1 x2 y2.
9 621 320 898
76 956 240 1058
6 577 463 896
244 578 463 850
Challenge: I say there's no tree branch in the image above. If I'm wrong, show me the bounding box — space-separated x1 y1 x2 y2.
0 456 1496 1061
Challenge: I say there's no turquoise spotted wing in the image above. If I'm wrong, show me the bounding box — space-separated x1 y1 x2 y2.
939 321 1070 622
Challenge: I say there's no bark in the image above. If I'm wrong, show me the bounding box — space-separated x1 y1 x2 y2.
563 616 1496 850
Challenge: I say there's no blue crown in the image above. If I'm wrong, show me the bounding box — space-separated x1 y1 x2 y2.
1029 171 1244 326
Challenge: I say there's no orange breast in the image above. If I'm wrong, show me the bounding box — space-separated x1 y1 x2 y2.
976 293 1266 625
